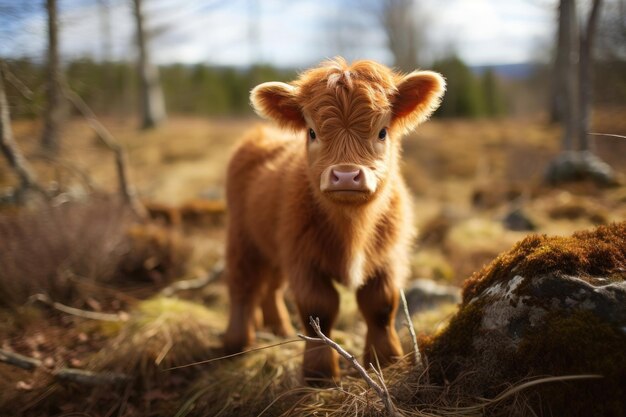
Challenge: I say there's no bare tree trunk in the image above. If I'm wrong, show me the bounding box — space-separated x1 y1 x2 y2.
41 0 64 152
98 0 113 62
558 0 578 151
550 2 566 123
577 0 603 151
0 63 39 191
132 0 166 130
545 0 616 186
382 0 420 72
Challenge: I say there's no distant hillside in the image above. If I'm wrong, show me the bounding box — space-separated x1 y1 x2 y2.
471 63 536 79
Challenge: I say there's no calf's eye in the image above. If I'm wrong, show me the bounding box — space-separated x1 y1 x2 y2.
309 128 317 141
378 128 387 140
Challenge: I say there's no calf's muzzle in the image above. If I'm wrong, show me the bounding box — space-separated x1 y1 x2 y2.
320 164 376 194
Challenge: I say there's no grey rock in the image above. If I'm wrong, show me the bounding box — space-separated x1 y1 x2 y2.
545 150 618 186
467 272 626 349
502 207 536 231
396 278 461 329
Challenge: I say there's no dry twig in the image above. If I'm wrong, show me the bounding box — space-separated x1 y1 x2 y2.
298 316 402 417
0 348 129 385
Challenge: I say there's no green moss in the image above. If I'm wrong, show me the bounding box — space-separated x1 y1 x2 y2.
463 222 626 303
421 298 486 377
514 310 626 416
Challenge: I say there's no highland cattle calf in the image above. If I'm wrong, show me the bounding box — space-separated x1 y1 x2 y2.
224 57 445 383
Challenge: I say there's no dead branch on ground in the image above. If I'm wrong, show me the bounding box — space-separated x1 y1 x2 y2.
160 260 224 297
29 293 128 322
0 348 129 386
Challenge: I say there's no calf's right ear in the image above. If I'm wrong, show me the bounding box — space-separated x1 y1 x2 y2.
250 82 306 131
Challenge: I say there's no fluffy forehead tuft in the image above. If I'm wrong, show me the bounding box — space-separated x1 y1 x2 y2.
294 58 400 137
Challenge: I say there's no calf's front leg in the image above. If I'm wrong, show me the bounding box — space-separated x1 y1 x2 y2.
292 271 340 385
356 269 403 366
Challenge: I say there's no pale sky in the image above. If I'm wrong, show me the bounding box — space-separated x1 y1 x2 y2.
1 0 556 68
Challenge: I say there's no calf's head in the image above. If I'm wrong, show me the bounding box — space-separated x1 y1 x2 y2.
251 58 445 205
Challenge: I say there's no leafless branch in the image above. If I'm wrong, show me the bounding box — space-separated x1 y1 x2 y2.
29 293 127 322
30 153 96 193
0 61 44 196
298 316 402 416
59 79 147 219
589 132 626 140
1 63 34 100
0 348 129 385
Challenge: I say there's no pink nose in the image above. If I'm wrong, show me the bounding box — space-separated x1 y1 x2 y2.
330 168 364 190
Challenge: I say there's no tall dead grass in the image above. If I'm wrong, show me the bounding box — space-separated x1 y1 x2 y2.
0 197 133 306
0 196 193 307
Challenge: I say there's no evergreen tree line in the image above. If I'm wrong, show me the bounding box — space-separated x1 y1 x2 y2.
3 56 514 120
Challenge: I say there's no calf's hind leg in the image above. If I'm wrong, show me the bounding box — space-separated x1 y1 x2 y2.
261 272 294 337
356 270 403 366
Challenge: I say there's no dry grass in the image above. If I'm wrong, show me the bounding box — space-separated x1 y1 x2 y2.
91 297 223 380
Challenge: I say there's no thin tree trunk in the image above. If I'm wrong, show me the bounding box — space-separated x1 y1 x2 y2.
132 0 166 130
550 2 566 123
98 0 113 62
0 63 40 191
41 0 63 152
558 0 578 151
382 0 420 72
577 0 603 151
98 0 114 107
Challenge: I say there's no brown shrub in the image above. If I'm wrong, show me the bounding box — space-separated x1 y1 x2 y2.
179 199 226 228
144 199 226 228
471 182 524 210
0 197 133 307
144 201 182 226
0 197 194 307
546 200 609 224
116 223 192 285
418 213 453 248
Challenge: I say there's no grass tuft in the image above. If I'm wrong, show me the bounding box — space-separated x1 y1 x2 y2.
90 297 222 382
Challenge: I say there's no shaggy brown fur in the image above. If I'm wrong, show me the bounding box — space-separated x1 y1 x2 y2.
223 57 445 383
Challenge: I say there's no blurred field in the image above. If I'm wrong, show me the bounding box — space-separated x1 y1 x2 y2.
0 111 625 415
3 110 626 285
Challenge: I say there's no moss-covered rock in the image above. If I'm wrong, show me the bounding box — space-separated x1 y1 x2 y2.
423 222 626 416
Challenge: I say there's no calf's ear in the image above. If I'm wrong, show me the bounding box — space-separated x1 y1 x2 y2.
391 71 446 133
250 82 306 131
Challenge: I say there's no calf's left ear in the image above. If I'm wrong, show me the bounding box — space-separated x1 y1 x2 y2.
250 82 306 131
391 71 446 133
